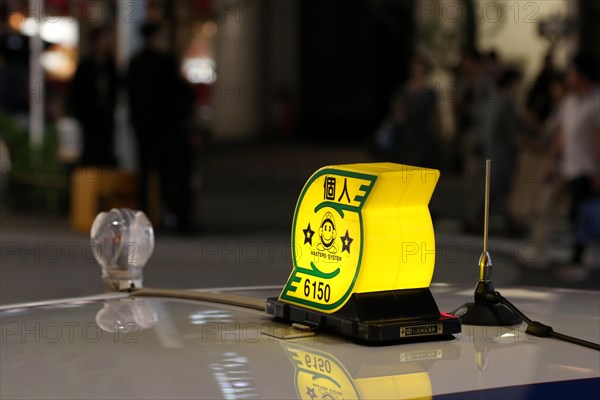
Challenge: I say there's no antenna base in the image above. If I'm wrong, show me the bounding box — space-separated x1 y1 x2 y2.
453 281 522 326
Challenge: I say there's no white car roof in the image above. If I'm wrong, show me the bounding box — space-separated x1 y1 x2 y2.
1 284 599 399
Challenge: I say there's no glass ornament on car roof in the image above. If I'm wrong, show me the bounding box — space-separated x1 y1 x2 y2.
91 208 154 291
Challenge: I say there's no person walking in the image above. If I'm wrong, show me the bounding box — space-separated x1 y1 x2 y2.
69 26 117 166
128 23 196 233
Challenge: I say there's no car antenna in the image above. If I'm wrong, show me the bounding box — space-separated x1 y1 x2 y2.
453 159 522 325
452 161 600 351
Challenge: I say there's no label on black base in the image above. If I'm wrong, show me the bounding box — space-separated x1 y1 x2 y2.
399 324 443 338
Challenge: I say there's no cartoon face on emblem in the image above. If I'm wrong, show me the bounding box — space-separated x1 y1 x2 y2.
318 211 338 253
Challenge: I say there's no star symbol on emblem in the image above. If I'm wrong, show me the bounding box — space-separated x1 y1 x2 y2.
303 223 315 245
340 230 353 253
306 387 317 400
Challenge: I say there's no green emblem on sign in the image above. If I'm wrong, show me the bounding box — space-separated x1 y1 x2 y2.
280 168 377 312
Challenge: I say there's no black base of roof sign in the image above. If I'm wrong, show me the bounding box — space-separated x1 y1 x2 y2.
266 288 462 343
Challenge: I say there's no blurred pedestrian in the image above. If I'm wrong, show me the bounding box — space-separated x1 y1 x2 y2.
554 54 600 280
68 26 117 166
453 50 484 172
0 51 16 113
128 22 196 234
526 50 556 126
0 38 28 115
393 56 440 168
480 68 525 228
453 50 490 232
482 49 503 85
523 55 600 279
373 56 440 168
512 72 567 242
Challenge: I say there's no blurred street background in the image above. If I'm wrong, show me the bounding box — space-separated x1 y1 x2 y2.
1 0 599 304
2 142 598 304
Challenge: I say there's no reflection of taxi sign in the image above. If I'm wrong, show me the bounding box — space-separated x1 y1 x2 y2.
284 343 360 400
282 342 433 400
267 163 461 342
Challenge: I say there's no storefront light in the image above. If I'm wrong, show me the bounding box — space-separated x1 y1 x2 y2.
19 17 79 47
182 57 217 84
